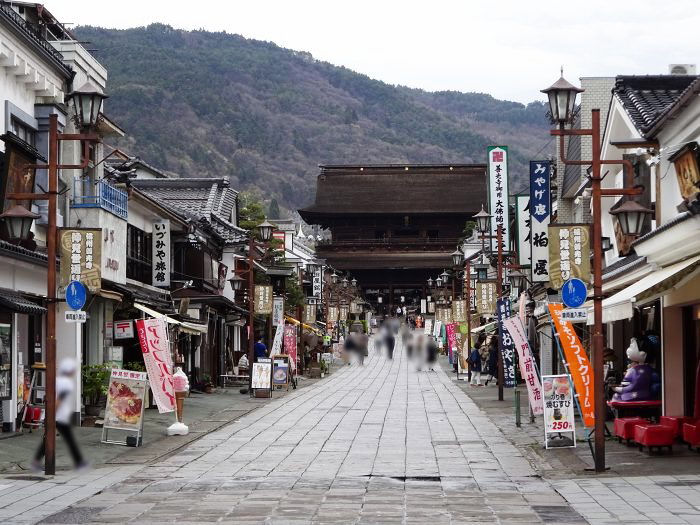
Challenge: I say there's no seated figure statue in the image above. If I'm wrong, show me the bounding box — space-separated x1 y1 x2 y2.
612 337 660 402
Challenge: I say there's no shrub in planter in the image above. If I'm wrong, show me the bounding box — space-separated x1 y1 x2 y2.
82 363 110 416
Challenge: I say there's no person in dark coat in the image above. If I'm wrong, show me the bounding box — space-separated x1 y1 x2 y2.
426 337 438 370
485 335 499 386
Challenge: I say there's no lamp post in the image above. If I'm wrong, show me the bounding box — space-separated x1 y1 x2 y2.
542 71 649 473
0 83 106 475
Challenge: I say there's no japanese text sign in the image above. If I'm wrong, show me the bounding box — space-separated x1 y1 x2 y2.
548 224 591 289
503 316 543 414
476 282 497 315
272 297 285 327
328 306 339 322
58 228 102 293
530 161 551 283
136 318 175 414
542 374 576 448
152 220 170 287
339 305 349 321
487 146 510 251
445 323 457 362
254 285 273 314
516 195 531 267
549 303 595 427
114 320 134 340
102 368 147 432
283 324 297 370
312 268 322 297
303 304 316 324
496 298 516 388
452 300 467 322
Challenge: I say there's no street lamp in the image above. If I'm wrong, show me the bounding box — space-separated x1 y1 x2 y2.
331 271 339 284
601 237 613 252
342 276 349 288
68 81 108 129
427 277 433 288
452 248 464 267
540 69 584 125
351 277 357 287
0 205 40 242
509 271 526 291
258 220 275 242
473 205 491 234
436 276 443 287
440 270 450 284
228 274 246 292
609 200 654 237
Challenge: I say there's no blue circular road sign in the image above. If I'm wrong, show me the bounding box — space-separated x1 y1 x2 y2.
561 278 587 308
66 280 87 311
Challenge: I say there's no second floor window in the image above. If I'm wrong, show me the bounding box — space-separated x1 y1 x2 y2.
10 117 35 146
126 224 152 282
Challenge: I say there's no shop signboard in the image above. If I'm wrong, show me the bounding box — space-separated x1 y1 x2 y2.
283 325 297 370
452 300 467 322
254 286 273 314
549 303 595 427
114 320 134 339
530 160 551 283
328 306 339 322
272 356 289 386
542 374 576 448
136 318 175 414
312 268 322 297
670 141 700 201
152 220 170 287
445 323 457 362
476 281 497 315
272 297 285 327
424 319 433 335
548 224 591 290
487 146 510 252
503 316 543 415
251 358 272 393
0 323 11 400
516 195 531 267
303 304 316 324
496 298 516 388
101 368 147 446
58 228 102 293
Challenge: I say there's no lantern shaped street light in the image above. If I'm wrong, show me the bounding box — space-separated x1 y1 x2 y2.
601 237 613 252
440 270 450 284
609 200 654 237
452 248 464 267
351 277 357 287
331 271 339 284
540 70 584 125
0 205 40 242
306 261 319 274
436 276 443 287
342 276 349 288
258 220 275 242
427 277 434 288
509 271 526 291
67 81 108 130
228 274 246 292
473 206 491 234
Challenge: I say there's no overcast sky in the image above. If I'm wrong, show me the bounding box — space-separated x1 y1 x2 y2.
47 0 699 104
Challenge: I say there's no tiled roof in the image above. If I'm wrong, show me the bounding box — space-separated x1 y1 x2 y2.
613 75 699 137
131 178 246 244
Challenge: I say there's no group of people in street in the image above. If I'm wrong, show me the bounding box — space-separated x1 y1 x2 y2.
467 332 499 386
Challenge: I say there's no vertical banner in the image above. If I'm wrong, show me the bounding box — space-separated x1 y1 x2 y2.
503 316 543 415
152 220 170 287
516 195 531 267
496 298 516 388
549 303 595 427
452 300 467 322
135 318 175 413
283 324 297 370
328 306 339 323
487 146 510 251
542 375 577 448
424 318 433 336
270 323 284 354
254 285 273 314
313 268 322 297
272 297 285 327
339 305 349 321
548 225 591 290
420 299 427 314
455 323 469 377
445 323 457 362
530 161 551 283
303 304 316 324
476 282 497 315
58 228 102 293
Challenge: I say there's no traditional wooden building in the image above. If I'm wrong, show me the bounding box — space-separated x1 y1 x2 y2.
299 164 487 314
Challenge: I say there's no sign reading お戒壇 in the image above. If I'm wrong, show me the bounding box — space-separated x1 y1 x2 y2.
548 224 590 290
58 228 102 293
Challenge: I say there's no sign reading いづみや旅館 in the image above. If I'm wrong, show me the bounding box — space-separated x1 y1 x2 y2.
548 224 590 290
58 228 102 293
254 285 273 314
152 220 170 287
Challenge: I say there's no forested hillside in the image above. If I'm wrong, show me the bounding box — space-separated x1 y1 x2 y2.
77 24 550 213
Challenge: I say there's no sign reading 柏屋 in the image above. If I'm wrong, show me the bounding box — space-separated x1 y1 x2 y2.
58 228 102 293
312 268 322 298
548 224 591 290
254 285 273 314
152 220 170 287
487 146 510 252
530 161 551 283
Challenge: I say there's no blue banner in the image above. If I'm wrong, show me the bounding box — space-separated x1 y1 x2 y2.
497 298 516 388
529 160 551 222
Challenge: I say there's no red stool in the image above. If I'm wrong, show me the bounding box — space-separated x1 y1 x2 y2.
660 416 696 438
614 417 648 444
683 422 700 450
634 424 674 453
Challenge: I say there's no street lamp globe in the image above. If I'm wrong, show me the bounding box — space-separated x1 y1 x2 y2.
540 70 584 125
331 271 339 284
351 277 357 287
440 270 450 284
67 81 108 130
473 205 491 234
451 248 464 267
427 277 434 287
0 204 40 241
342 277 349 288
609 200 654 237
436 276 443 287
509 271 526 291
228 274 246 292
257 220 275 242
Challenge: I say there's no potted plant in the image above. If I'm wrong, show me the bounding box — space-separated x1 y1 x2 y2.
202 374 214 394
82 363 110 416
319 359 328 378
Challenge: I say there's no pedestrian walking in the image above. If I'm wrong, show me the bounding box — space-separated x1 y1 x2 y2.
254 336 268 361
469 333 487 386
484 335 499 386
426 336 438 370
32 358 88 471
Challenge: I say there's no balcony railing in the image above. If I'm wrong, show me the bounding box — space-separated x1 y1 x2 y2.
0 4 67 66
72 178 128 219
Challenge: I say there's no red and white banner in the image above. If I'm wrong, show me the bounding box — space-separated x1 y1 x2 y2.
136 318 175 413
284 324 297 370
503 316 544 415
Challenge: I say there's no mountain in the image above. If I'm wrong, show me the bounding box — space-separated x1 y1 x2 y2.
76 24 550 214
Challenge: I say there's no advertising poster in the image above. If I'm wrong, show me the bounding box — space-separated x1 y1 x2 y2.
542 374 576 448
549 303 595 427
487 146 510 252
445 323 457 362
496 298 516 388
272 357 289 386
103 369 147 431
548 224 591 290
503 317 543 415
530 161 551 283
136 318 175 414
283 324 297 370
58 228 102 293
252 359 272 390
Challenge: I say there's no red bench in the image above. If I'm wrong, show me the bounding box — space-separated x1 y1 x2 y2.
634 424 674 453
682 422 700 450
614 417 649 444
660 416 696 438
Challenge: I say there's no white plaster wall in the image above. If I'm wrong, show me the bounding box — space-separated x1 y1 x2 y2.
70 207 127 285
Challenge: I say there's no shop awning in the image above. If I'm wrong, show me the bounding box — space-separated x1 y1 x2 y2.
0 292 46 315
587 254 700 325
471 321 496 334
285 315 322 335
133 303 208 333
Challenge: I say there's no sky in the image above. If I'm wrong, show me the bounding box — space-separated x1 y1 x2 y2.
46 0 700 104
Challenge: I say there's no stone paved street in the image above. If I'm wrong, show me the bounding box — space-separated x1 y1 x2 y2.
21 339 583 524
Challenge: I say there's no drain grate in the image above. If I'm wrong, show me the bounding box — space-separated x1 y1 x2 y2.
362 474 441 482
5 475 47 481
